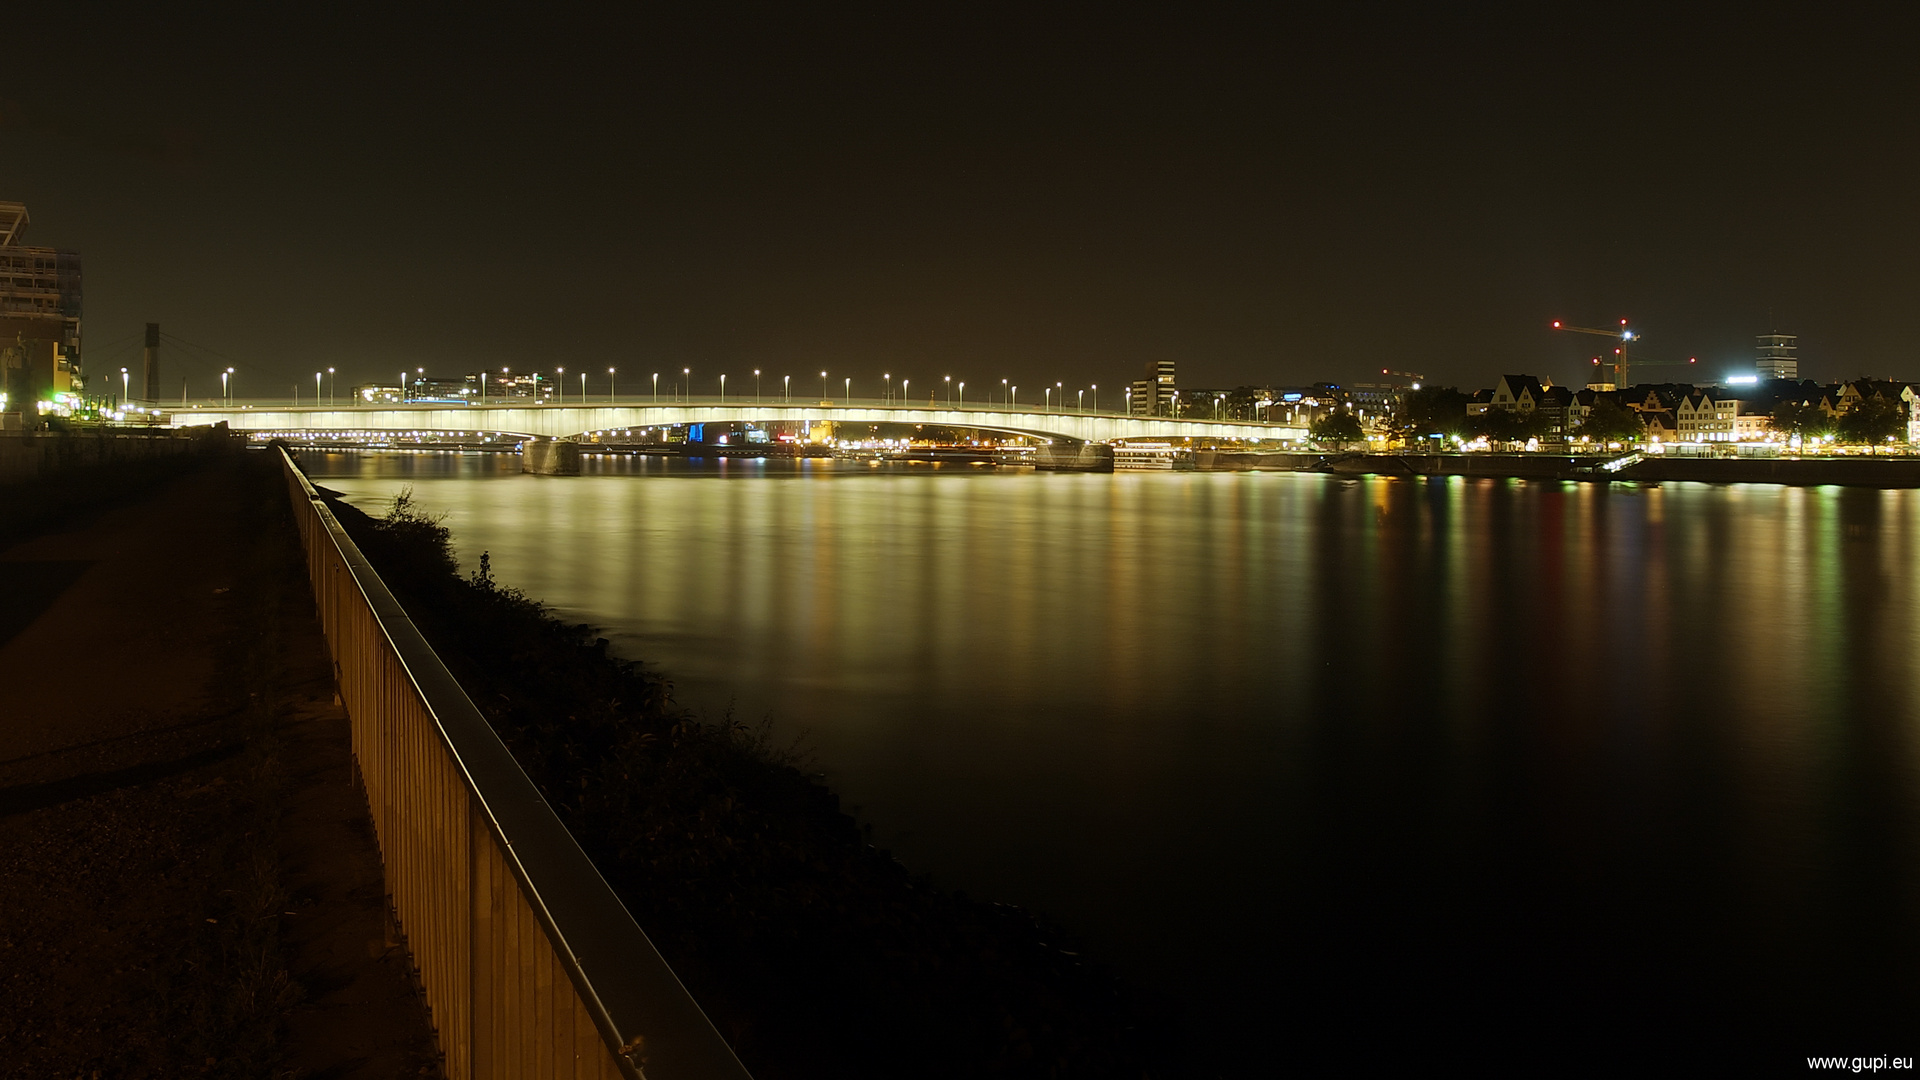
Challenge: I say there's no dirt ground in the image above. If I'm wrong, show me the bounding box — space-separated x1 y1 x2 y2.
0 452 441 1078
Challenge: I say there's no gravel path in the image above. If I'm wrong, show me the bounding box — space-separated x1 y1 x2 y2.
0 452 440 1078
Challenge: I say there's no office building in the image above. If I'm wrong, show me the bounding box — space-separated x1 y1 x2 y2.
0 201 83 416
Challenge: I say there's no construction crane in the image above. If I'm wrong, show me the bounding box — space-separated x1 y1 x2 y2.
1378 368 1426 385
1550 319 1696 387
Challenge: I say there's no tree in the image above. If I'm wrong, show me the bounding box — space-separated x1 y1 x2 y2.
1835 396 1906 445
1465 407 1549 445
1310 411 1365 444
1577 399 1646 445
1396 386 1470 439
1769 400 1832 441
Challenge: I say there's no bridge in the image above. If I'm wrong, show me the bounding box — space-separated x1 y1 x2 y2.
170 398 1305 445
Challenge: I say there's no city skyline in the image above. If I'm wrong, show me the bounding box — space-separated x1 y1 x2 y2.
5 9 1916 397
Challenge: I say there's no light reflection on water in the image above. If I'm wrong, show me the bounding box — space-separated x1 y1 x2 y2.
305 450 1920 1068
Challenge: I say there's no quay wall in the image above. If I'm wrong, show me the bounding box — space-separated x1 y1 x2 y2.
1195 450 1920 487
0 427 228 483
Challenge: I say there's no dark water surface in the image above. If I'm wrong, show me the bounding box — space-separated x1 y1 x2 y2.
307 451 1920 1072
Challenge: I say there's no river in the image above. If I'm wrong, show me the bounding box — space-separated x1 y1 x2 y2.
305 450 1920 1071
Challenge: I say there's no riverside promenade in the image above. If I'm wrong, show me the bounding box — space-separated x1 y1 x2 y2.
0 450 439 1076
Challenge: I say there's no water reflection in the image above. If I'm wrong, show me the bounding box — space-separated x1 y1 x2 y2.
307 451 1920 1069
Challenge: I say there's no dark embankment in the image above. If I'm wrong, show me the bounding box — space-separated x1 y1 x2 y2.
317 478 1172 1079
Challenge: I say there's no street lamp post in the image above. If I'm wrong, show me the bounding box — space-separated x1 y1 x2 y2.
1001 378 1008 406
719 373 726 403
944 375 951 407
1044 387 1051 412
958 381 965 409
1077 389 1083 412
1126 387 1132 414
327 367 335 408
902 378 910 406
754 369 762 404
783 374 790 402
1056 382 1063 414
222 368 232 406
844 377 851 405
1011 385 1017 408
1091 384 1098 413
820 371 828 400
401 370 408 401
579 372 586 400
315 371 323 406
556 367 564 405
480 372 487 404
652 372 659 404
120 367 128 406
884 373 891 404
682 367 690 403
609 367 617 404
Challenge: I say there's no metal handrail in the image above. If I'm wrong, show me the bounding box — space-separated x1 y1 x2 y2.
278 446 751 1079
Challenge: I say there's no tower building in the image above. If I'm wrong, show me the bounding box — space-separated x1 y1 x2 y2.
1756 334 1797 380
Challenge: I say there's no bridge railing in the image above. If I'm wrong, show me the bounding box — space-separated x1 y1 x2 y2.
278 446 752 1080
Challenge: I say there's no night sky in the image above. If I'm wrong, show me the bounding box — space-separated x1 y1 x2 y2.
6 6 1916 398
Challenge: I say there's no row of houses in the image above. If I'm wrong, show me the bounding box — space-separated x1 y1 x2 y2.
1469 374 1920 447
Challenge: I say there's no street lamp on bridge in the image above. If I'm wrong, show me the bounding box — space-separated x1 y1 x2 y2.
315 371 323 406
1091 384 1097 413
652 372 658 403
556 367 564 405
783 374 790 402
327 367 335 408
820 371 828 400
719 373 726 403
884 373 891 403
754 369 761 403
844 376 851 405
944 375 951 407
958 381 965 408
1000 378 1008 406
609 367 616 404
682 367 690 403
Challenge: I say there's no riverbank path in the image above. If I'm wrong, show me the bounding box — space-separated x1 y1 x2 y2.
0 453 441 1076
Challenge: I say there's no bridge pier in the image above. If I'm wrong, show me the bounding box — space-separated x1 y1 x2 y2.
521 438 580 475
1031 443 1115 472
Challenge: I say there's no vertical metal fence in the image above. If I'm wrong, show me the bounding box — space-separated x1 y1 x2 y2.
279 447 753 1080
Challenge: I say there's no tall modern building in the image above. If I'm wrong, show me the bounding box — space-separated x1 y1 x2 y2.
0 201 83 415
1129 360 1176 416
1756 333 1798 380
